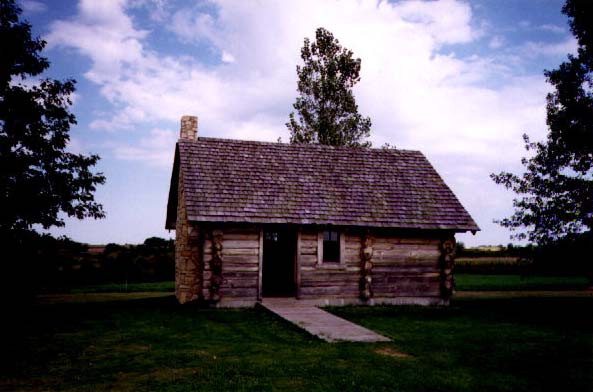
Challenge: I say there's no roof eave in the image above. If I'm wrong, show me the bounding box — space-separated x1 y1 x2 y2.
165 144 180 230
185 214 480 232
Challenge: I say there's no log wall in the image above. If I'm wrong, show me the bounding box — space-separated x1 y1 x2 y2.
175 222 451 306
371 236 442 298
298 229 444 301
298 228 361 299
202 226 260 304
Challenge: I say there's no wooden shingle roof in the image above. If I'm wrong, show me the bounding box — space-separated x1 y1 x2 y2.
166 137 479 232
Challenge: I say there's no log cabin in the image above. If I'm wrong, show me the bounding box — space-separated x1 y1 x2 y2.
166 116 479 307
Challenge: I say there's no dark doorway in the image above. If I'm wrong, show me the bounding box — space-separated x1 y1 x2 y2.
262 228 296 297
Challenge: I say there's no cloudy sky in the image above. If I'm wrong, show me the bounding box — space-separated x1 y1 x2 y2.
20 0 576 246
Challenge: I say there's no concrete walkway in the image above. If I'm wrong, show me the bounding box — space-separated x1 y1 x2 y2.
261 297 391 343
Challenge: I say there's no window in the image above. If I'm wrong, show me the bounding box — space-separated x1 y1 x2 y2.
322 230 340 263
264 231 279 242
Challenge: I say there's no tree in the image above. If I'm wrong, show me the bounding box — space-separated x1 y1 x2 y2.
287 27 372 147
491 0 592 282
0 0 105 234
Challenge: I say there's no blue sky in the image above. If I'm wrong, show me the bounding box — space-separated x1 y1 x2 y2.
18 0 575 246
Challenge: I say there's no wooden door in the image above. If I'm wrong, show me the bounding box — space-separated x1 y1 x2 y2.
262 228 296 297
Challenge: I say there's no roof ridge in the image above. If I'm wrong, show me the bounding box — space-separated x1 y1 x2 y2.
179 136 422 154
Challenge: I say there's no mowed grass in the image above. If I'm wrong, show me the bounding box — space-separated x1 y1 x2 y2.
42 281 175 294
1 295 591 391
42 274 589 295
456 274 589 291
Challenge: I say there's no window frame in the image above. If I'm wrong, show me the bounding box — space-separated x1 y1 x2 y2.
317 229 345 266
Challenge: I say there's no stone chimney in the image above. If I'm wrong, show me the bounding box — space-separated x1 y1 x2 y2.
180 115 198 140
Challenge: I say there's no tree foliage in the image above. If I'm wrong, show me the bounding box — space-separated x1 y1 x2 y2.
287 27 372 147
0 0 105 233
491 0 593 245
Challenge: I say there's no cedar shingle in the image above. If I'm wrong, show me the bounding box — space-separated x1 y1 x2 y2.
165 137 479 231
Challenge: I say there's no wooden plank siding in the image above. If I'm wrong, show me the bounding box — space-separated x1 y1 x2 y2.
371 236 441 297
202 227 261 302
298 229 443 300
299 229 362 299
196 225 444 305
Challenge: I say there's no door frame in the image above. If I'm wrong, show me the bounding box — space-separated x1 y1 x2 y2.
258 226 299 300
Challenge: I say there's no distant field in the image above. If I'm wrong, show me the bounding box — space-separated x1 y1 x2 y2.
455 256 526 274
456 256 519 264
456 274 589 291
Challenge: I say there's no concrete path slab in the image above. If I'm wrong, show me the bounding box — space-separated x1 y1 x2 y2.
261 297 391 343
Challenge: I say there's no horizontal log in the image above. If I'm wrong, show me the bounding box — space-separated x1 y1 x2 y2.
301 245 317 255
222 278 258 288
373 237 440 246
218 261 261 270
222 233 259 241
300 286 359 296
300 266 360 273
342 256 361 266
370 291 440 298
345 235 361 244
372 281 440 291
300 254 318 266
219 227 259 235
220 287 258 298
301 281 358 288
343 248 361 256
372 272 440 279
221 265 259 273
204 245 260 254
387 275 440 284
301 273 360 282
374 246 440 256
301 275 359 283
372 265 438 273
345 243 361 251
204 248 260 257
372 275 440 284
301 234 317 241
221 240 260 249
374 255 439 265
220 271 258 279
217 255 259 264
205 255 261 265
372 290 440 298
300 278 360 286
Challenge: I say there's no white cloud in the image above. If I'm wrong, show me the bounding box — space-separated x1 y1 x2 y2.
521 38 578 57
47 0 148 85
113 128 176 166
170 10 217 43
47 0 567 245
19 0 47 14
392 0 474 45
539 24 565 34
221 51 235 64
489 35 504 49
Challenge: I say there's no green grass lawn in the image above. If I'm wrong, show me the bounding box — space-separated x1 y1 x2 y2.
455 274 590 291
42 281 175 294
43 274 589 295
2 295 591 391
